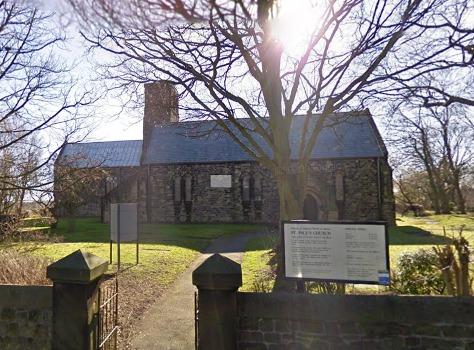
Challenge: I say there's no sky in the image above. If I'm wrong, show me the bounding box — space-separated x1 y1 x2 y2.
32 0 432 146
36 0 144 142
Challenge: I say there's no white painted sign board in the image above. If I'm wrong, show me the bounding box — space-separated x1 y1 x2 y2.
210 175 232 188
110 203 138 242
283 221 389 285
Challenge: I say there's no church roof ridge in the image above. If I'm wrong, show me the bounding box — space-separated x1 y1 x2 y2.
64 139 142 146
58 109 386 167
142 110 385 164
158 109 372 127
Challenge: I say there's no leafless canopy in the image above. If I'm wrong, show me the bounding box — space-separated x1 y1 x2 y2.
66 0 473 220
0 1 96 214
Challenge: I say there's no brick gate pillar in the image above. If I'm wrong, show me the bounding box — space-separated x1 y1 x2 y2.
47 250 108 350
192 253 242 350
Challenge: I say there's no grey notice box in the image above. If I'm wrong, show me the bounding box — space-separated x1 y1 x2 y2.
110 203 138 242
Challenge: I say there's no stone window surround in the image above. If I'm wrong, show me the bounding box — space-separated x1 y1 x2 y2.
241 174 263 203
173 174 192 203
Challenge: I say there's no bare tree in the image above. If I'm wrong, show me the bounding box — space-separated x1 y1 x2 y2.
0 1 96 215
53 161 109 231
387 103 473 214
68 0 462 216
362 1 474 108
66 0 472 287
394 171 430 216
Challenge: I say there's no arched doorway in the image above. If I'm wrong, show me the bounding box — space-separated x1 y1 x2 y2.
303 194 320 220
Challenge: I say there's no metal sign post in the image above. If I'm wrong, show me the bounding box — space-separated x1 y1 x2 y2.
110 203 139 272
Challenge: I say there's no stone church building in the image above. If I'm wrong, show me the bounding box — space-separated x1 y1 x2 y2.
55 82 395 225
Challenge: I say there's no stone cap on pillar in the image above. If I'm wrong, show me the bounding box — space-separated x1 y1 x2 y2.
192 254 242 290
47 249 108 284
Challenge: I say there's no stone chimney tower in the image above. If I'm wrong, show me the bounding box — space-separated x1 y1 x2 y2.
143 81 179 143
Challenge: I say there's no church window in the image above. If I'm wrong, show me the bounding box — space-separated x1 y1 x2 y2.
242 176 250 202
335 172 344 202
185 175 192 202
174 176 182 202
253 175 262 201
104 175 119 197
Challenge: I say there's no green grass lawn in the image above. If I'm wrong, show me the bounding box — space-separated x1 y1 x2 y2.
10 217 262 282
240 213 474 292
1 217 263 345
391 214 473 269
241 235 278 291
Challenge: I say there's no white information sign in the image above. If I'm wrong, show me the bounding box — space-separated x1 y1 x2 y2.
210 175 232 188
110 203 138 242
283 221 389 284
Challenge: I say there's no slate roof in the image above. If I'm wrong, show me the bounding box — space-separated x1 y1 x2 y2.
142 112 386 164
59 112 386 167
59 140 142 168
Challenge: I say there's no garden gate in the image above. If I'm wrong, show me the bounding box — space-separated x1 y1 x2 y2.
195 291 199 350
96 278 119 350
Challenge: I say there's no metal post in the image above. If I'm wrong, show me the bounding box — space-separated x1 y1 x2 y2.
136 212 139 265
97 287 102 348
136 239 139 265
109 240 113 264
114 278 119 349
117 204 121 272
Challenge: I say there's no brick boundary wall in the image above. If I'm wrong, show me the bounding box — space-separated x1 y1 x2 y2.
237 293 474 350
0 285 52 350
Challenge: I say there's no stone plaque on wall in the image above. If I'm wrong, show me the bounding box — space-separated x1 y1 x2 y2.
210 175 232 188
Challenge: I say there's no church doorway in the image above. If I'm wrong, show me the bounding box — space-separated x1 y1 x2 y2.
303 194 320 220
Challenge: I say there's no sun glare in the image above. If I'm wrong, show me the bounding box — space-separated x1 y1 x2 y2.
271 0 321 54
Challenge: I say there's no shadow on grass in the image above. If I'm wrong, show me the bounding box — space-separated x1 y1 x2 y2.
452 214 474 221
389 225 452 245
44 217 267 253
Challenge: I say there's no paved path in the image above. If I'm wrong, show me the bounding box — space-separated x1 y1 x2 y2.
131 232 267 350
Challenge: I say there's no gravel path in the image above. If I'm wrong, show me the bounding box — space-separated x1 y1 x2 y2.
130 231 267 350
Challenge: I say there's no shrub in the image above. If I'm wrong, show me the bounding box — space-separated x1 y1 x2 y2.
390 249 445 295
250 269 275 293
19 216 54 228
0 249 52 285
0 215 20 237
307 282 346 294
432 227 472 296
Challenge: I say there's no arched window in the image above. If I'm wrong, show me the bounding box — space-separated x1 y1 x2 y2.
303 194 320 220
105 176 118 194
335 172 344 202
253 175 262 202
174 176 182 202
185 175 192 202
242 175 250 202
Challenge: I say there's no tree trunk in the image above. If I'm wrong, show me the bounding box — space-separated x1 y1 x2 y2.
272 165 306 292
17 188 26 217
453 181 466 214
439 116 466 214
438 188 451 214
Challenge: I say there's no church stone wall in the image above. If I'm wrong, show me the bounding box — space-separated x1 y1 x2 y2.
56 157 395 226
146 163 279 223
144 158 395 225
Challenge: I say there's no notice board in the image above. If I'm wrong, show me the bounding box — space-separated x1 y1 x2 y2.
282 221 389 285
110 203 138 242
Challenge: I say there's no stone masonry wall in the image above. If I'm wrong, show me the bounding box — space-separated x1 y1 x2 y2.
237 293 474 350
58 156 396 225
147 162 279 223
145 157 395 224
0 285 52 350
